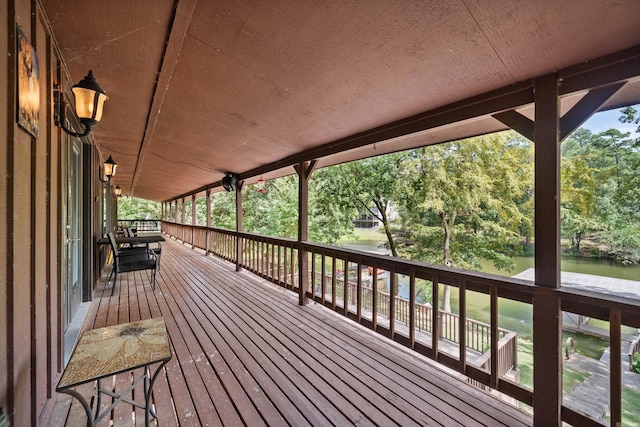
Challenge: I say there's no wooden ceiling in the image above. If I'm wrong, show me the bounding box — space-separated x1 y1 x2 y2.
42 0 640 202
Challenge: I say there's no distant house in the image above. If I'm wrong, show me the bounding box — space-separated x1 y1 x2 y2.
353 205 398 228
354 210 380 228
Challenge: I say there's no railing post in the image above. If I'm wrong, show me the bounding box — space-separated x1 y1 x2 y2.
610 309 622 426
409 271 415 348
191 194 196 249
432 275 439 357
235 181 244 272
205 189 211 255
180 197 186 243
459 280 467 372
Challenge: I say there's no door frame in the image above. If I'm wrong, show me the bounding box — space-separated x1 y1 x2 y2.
62 135 83 332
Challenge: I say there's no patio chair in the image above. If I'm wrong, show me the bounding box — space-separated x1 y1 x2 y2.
126 227 163 270
107 232 159 295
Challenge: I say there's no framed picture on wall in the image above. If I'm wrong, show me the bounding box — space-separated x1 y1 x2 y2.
17 25 40 138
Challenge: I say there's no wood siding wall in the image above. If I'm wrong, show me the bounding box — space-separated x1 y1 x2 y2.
0 1 92 425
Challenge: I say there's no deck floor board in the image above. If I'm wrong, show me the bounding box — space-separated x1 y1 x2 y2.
50 237 532 426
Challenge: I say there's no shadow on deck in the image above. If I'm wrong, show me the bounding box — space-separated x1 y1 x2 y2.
49 237 532 426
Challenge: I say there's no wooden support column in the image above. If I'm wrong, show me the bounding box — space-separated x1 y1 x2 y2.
191 194 196 248
235 181 244 272
295 160 317 305
532 73 562 427
181 197 186 243
205 189 211 254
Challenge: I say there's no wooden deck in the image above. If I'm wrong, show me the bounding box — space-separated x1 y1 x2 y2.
49 237 532 426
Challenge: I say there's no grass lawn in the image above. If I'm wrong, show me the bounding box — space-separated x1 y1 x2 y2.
621 387 640 427
339 227 387 242
493 337 589 394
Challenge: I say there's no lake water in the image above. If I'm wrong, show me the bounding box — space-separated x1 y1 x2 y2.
339 238 640 281
338 238 640 354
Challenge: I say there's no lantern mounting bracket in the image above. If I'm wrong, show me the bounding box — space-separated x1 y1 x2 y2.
54 88 95 138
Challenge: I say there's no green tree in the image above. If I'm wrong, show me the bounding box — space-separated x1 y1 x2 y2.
243 176 299 239
117 197 161 219
619 105 640 136
240 174 357 244
316 153 406 256
310 169 360 244
396 132 533 311
592 129 638 190
562 114 640 263
210 190 236 229
195 197 208 225
560 155 599 254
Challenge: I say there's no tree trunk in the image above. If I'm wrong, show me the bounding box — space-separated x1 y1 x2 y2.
379 202 398 258
441 210 456 313
442 285 451 313
376 200 400 296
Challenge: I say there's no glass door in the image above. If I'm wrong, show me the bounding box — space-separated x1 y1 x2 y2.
62 137 83 332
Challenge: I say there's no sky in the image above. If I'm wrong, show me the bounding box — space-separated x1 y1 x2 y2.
581 103 639 135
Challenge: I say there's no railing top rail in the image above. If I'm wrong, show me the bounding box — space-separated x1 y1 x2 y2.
302 240 534 287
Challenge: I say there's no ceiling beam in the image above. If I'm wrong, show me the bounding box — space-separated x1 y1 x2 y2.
559 45 640 94
130 0 198 194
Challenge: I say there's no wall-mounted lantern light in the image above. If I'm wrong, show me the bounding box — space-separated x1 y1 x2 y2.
99 155 117 183
54 70 108 138
114 185 122 197
222 173 238 192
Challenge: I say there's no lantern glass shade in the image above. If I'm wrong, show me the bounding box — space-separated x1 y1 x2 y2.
114 185 122 197
103 156 117 179
72 86 108 122
71 70 108 124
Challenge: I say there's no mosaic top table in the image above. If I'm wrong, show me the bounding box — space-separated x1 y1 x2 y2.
56 317 172 427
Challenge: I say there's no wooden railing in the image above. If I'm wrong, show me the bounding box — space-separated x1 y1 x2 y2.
162 221 640 426
318 271 511 356
117 219 161 233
